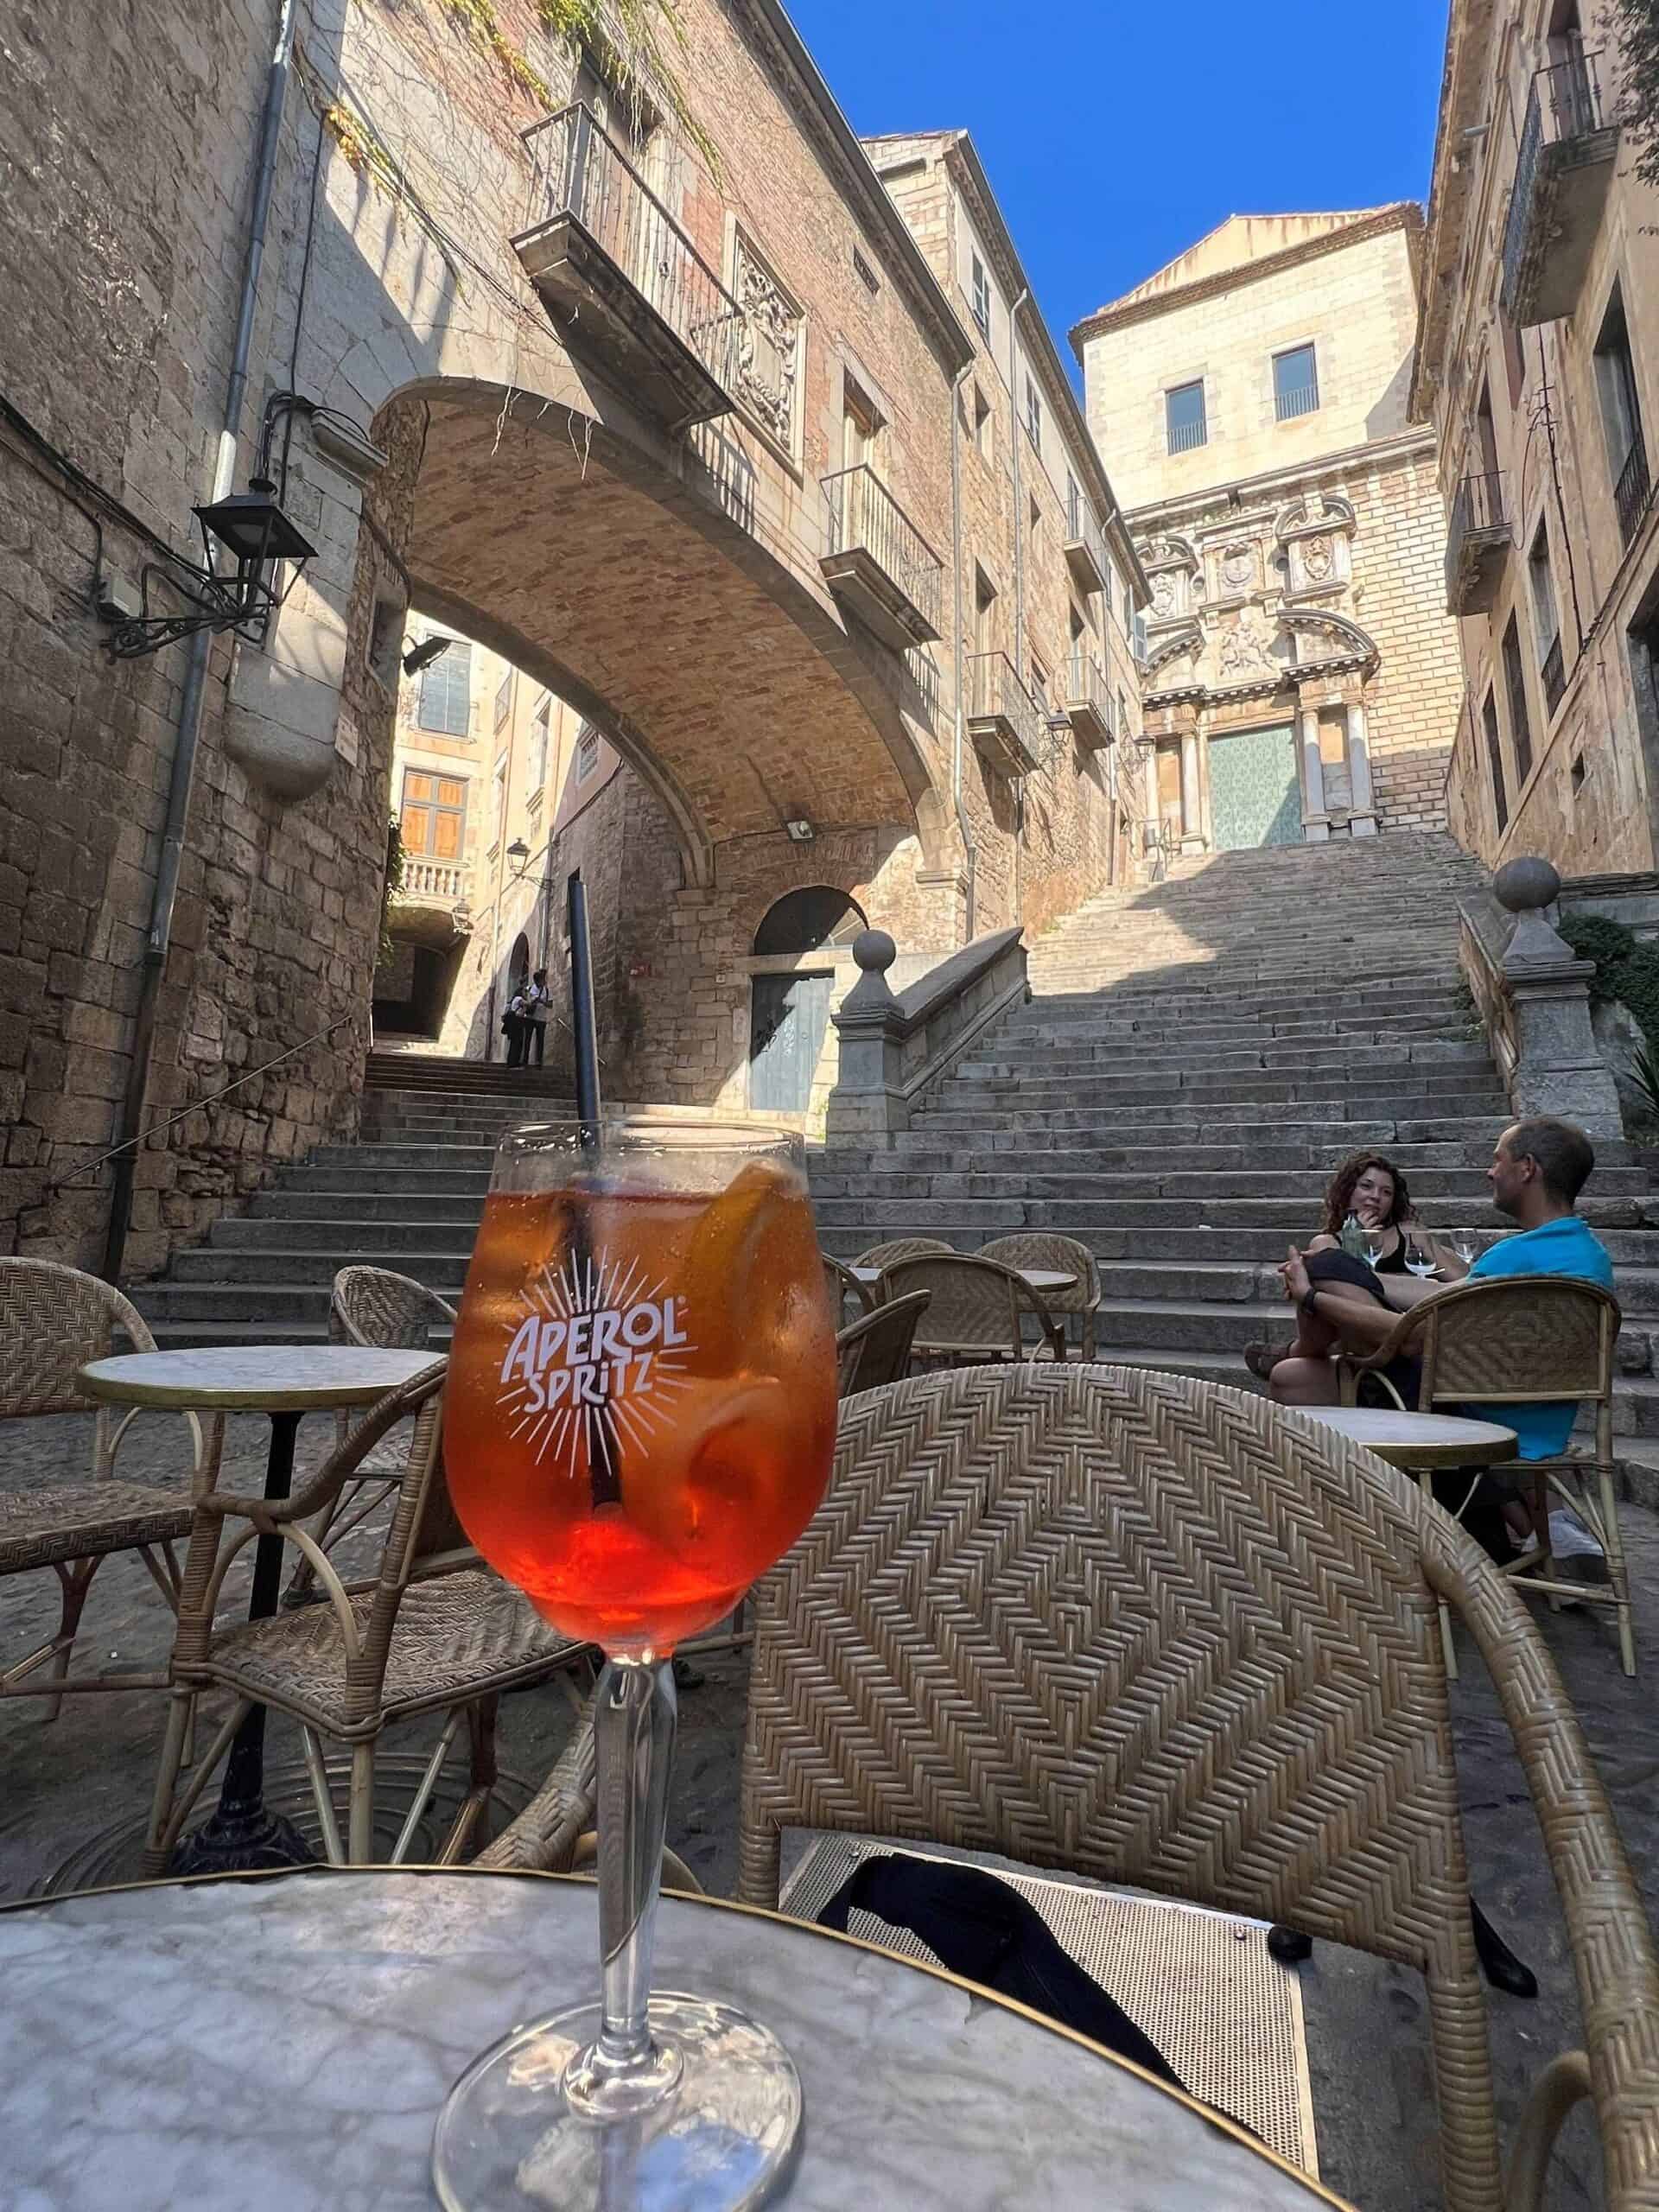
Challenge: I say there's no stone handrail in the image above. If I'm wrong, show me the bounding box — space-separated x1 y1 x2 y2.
826 926 1027 1141
1458 855 1622 1137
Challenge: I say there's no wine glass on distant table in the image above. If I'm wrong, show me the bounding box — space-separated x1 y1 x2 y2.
1451 1228 1478 1268
1404 1234 1440 1281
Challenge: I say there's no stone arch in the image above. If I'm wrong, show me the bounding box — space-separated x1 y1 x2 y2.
1281 607 1380 672
368 378 940 893
752 885 868 957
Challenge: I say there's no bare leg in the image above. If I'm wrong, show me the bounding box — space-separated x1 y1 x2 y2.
1269 1356 1341 1407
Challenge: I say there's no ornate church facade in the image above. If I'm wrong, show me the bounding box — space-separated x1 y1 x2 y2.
1075 207 1466 853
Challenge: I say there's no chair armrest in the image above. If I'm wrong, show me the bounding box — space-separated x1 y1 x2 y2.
1335 1298 1430 1374
475 1693 597 1872
1015 1283 1066 1361
197 1362 447 1526
1423 1516 1659 2205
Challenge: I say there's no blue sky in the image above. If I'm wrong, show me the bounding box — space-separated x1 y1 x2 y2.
789 0 1451 372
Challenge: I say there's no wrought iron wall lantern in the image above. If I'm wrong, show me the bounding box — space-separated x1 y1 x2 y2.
104 476 317 659
505 837 532 879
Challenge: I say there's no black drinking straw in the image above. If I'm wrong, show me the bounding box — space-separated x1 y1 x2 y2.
565 874 620 1503
567 874 603 1143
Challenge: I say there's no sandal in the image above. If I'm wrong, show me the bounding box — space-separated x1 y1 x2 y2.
1243 1340 1289 1382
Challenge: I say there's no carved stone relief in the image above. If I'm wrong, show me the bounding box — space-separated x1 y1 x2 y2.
1213 603 1278 683
731 227 803 455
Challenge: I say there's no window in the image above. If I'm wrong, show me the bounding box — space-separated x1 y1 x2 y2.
1502 613 1535 785
575 727 601 785
1166 380 1206 454
491 754 508 850
1273 344 1319 422
1028 493 1042 548
1024 374 1042 453
529 698 551 793
852 245 879 295
1529 525 1565 712
493 670 514 733
971 382 990 455
1030 659 1048 715
415 639 471 734
973 565 997 657
1482 685 1510 831
842 377 884 474
969 251 991 339
1500 306 1527 410
398 771 467 860
1595 285 1651 547
1117 688 1130 741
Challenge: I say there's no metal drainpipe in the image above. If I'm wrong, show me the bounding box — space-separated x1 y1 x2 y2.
101 0 298 1282
948 359 976 944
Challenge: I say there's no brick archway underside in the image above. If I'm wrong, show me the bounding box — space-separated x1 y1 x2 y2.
397 391 925 887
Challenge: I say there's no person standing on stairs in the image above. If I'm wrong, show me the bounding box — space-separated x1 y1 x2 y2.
502 986 529 1068
524 969 551 1069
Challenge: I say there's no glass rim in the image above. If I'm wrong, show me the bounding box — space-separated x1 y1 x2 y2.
495 1112 800 1154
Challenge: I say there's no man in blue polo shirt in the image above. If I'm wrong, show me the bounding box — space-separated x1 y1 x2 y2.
1458 1116 1614 1457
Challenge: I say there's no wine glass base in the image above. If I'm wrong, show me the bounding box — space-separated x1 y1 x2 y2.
432 1992 803 2212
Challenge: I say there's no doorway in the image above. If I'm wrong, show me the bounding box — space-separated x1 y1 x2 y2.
1208 725 1301 850
749 972 834 1112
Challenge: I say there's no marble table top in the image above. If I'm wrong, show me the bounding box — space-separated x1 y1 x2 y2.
850 1265 1077 1294
0 1870 1346 2211
1295 1405 1519 1470
78 1345 442 1412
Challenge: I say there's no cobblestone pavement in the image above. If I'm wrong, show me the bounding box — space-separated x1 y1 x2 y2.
3 1409 1656 2208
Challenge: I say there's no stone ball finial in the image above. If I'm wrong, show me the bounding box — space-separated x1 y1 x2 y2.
1494 856 1560 914
851 929 896 976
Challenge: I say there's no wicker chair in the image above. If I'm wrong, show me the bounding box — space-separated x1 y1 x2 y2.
855 1236 953 1284
883 1253 1065 1366
979 1231 1103 1359
823 1253 876 1328
0 1258 221 1716
142 1361 588 1871
1338 1275 1631 1677
836 1290 930 1396
737 1363 1659 2212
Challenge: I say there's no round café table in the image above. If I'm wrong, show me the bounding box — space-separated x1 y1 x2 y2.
0 1869 1351 2212
1294 1406 1518 1471
850 1264 1077 1297
76 1347 441 1875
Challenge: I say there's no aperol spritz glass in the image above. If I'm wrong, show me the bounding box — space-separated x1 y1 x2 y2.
432 1116 838 2212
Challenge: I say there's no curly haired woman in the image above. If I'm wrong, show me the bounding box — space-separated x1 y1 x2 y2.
1243 1150 1467 1398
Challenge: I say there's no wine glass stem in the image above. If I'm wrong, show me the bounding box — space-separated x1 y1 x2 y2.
594 1655 677 2081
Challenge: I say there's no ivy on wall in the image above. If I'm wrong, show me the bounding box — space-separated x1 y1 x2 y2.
1557 907 1659 1116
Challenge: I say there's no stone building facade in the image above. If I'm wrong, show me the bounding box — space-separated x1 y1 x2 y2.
1074 207 1467 854
0 0 1145 1269
1418 0 1659 874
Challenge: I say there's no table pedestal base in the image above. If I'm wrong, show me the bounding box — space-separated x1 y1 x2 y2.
170 1802 315 1878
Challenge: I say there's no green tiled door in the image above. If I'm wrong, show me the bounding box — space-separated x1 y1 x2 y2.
1208 725 1301 850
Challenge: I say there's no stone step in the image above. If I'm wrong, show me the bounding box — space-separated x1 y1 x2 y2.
308 1143 496 1173
880 1130 1522 1166
1014 983 1470 1023
812 1194 1659 1232
929 1076 1510 1112
213 1214 483 1253
896 1108 1510 1141
250 1188 487 1223
817 1221 1659 1270
955 1041 1491 1079
282 1166 493 1195
990 1017 1480 1055
812 1166 1646 1202
137 1281 354 1325
170 1245 471 1290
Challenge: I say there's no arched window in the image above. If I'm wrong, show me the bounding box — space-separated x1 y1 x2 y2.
508 932 531 988
752 887 867 957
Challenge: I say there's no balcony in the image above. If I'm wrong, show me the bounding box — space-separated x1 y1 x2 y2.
820 465 944 653
1615 439 1655 552
1445 471 1510 614
1063 486 1109 597
1501 54 1620 327
390 860 474 947
1063 650 1111 747
513 104 741 434
966 652 1041 777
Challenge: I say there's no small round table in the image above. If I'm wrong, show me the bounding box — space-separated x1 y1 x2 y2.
0 1870 1351 2211
1295 1406 1518 1471
77 1347 441 1875
851 1265 1077 1297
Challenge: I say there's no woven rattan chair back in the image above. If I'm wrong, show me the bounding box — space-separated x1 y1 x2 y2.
0 1257 156 1422
738 1363 1659 2211
882 1253 1058 1361
978 1232 1101 1357
823 1254 875 1326
836 1291 930 1396
854 1237 952 1272
1413 1275 1617 1428
330 1266 456 1352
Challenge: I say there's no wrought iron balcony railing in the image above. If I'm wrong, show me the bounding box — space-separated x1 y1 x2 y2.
1615 439 1655 552
1167 416 1206 455
1274 381 1319 423
1445 470 1510 613
1063 649 1111 746
820 465 944 651
515 103 741 431
966 651 1041 777
1501 52 1618 327
1063 484 1109 598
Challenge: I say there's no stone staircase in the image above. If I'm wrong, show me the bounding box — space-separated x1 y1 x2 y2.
133 1064 575 1348
814 832 1659 1459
